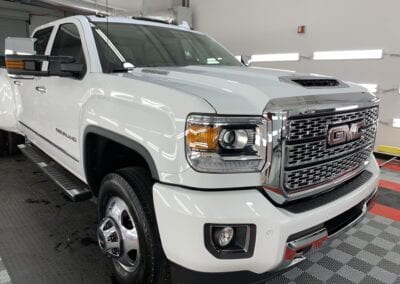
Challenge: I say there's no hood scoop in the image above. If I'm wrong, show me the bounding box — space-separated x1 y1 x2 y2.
280 76 348 88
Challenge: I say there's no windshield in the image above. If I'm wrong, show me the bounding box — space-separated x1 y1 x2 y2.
92 22 241 71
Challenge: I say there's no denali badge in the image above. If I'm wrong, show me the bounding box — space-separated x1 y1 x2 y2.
328 121 365 146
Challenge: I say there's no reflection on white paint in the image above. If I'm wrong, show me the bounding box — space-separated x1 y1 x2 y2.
313 49 383 60
86 118 98 125
155 189 171 208
99 116 119 127
173 194 192 215
358 83 378 93
194 204 205 217
124 128 143 142
246 201 260 216
111 91 135 102
141 98 165 109
222 88 233 93
147 141 160 152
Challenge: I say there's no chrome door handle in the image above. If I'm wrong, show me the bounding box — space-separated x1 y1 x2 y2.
35 86 47 93
13 80 23 86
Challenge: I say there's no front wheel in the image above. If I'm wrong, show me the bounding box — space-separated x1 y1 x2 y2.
97 167 170 284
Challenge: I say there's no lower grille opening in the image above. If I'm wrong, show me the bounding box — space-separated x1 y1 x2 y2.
324 201 363 236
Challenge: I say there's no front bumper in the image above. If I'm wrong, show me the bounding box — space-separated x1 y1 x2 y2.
153 155 380 278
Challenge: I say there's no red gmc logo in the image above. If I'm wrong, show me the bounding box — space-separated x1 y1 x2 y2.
328 121 366 146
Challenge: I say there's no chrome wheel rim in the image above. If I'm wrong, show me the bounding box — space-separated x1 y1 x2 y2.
98 196 140 272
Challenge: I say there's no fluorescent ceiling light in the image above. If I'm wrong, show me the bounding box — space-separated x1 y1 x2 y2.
358 83 378 93
393 118 400 128
313 49 383 60
251 53 300 62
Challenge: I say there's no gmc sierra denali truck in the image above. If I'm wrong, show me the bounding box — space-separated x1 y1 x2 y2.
1 15 380 284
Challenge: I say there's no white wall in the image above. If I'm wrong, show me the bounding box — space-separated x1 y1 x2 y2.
190 0 400 149
0 1 64 43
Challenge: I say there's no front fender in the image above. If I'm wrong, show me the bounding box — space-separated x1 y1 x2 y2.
79 73 216 181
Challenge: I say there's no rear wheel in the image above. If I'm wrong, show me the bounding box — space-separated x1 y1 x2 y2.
97 167 170 284
0 130 24 156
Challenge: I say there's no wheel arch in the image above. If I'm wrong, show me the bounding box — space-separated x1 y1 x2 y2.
83 125 159 196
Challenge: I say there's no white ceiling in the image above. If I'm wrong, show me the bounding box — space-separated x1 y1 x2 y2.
83 0 173 13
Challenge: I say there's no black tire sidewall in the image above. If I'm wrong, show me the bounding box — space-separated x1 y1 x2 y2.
98 171 159 284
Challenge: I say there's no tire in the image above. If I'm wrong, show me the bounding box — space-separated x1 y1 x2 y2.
0 130 24 156
98 167 170 284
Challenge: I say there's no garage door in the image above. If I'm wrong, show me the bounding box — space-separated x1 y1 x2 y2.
0 18 28 55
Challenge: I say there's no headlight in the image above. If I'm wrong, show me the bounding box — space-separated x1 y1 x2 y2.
185 114 267 173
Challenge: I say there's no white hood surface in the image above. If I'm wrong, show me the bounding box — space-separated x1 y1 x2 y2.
123 66 375 115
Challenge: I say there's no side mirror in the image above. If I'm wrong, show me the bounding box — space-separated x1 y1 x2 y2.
5 37 35 56
241 55 252 66
5 37 81 78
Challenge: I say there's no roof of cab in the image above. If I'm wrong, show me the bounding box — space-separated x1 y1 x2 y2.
32 15 197 36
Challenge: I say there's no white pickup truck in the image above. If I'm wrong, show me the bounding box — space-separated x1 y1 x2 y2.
1 15 380 284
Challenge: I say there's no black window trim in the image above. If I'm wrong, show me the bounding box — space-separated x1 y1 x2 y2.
32 26 54 56
49 22 89 80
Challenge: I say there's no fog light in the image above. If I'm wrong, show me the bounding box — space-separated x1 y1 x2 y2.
214 226 234 248
204 224 256 259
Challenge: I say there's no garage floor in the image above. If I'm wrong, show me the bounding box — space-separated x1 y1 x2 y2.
0 155 399 284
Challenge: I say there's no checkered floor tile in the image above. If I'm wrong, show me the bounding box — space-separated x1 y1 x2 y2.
267 214 400 284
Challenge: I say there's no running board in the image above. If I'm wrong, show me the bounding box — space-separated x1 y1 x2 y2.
18 143 92 201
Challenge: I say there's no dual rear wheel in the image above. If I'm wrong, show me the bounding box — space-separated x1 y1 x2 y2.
0 130 24 156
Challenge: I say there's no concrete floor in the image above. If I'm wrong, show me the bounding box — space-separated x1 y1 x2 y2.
0 155 112 284
0 155 399 284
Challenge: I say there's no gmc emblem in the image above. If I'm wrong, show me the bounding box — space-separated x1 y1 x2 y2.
328 121 366 146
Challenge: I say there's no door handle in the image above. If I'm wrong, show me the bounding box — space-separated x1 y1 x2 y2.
35 86 47 93
13 80 23 86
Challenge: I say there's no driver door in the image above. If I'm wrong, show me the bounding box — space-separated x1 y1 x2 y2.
34 22 89 179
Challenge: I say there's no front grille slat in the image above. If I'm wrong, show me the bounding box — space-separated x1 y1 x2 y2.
283 106 378 194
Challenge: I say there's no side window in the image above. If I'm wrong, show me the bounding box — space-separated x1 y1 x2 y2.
33 27 53 55
51 23 86 73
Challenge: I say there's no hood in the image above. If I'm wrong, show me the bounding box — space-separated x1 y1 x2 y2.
122 66 376 115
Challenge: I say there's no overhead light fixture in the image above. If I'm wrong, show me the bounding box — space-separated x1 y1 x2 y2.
358 83 378 93
251 53 300 62
313 49 383 60
393 118 400 128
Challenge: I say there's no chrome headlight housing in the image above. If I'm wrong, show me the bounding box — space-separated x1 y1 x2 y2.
185 114 267 173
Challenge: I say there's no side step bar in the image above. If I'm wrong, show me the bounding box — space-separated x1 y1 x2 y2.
18 143 92 201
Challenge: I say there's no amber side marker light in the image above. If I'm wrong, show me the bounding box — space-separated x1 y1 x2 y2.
186 124 219 150
5 60 25 70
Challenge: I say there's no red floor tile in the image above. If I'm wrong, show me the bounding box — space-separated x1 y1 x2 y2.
379 180 400 193
370 203 400 222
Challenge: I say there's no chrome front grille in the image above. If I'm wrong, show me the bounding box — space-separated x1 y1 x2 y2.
286 125 376 167
283 106 378 193
285 146 372 192
288 107 379 141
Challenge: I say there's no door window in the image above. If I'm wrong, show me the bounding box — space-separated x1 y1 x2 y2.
51 23 86 76
33 27 53 55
